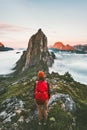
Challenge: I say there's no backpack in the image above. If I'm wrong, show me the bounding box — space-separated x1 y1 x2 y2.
34 80 49 104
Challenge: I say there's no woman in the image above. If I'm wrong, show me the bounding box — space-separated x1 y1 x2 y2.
34 71 50 125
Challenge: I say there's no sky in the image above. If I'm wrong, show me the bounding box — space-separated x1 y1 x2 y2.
0 0 87 48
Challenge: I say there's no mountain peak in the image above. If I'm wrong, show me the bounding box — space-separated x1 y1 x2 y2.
53 42 65 50
38 28 42 32
0 42 4 47
51 42 74 51
15 29 54 73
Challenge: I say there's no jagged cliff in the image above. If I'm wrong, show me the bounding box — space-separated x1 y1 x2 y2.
15 29 54 73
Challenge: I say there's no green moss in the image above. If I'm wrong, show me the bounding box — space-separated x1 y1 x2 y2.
76 103 87 130
48 101 73 130
0 70 87 130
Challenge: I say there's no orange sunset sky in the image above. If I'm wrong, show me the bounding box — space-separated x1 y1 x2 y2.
0 0 87 49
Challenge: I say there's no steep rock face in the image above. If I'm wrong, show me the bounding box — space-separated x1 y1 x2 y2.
15 29 54 73
24 29 47 69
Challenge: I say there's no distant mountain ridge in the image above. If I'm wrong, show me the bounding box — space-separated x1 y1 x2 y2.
50 42 74 51
49 42 87 53
74 44 87 53
0 42 4 47
0 42 14 51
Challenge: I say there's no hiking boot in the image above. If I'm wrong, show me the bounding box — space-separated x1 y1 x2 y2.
38 122 42 125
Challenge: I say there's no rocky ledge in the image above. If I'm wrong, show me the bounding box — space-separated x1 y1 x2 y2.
0 72 87 130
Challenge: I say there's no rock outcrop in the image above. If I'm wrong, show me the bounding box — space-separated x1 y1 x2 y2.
15 29 54 73
0 96 24 123
48 93 76 112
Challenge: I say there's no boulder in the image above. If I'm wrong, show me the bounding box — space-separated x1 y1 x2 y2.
0 96 24 123
48 93 76 112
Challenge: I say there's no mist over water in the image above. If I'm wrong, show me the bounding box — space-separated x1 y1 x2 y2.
49 51 87 85
0 50 23 75
0 50 87 85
